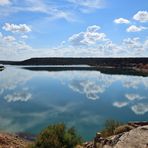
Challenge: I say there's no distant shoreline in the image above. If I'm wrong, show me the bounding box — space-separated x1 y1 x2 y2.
1 57 148 76
0 57 148 66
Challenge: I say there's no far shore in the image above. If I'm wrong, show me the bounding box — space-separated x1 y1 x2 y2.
0 57 148 76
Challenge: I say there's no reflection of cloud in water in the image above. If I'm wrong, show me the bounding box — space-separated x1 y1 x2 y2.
63 71 118 100
0 110 50 133
69 80 105 100
4 90 32 103
113 101 128 108
123 79 141 89
0 89 4 95
0 68 148 117
0 116 20 132
0 101 104 134
113 93 148 115
125 93 145 101
131 103 148 115
79 114 103 125
123 77 148 89
0 67 34 93
33 70 148 115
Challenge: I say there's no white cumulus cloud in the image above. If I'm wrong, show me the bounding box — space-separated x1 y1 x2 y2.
126 25 146 32
2 23 32 33
114 18 130 24
69 25 106 46
133 11 148 22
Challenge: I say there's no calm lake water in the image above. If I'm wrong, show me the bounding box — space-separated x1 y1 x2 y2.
0 66 148 140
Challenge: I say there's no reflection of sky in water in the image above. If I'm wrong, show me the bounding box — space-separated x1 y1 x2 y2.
0 66 148 140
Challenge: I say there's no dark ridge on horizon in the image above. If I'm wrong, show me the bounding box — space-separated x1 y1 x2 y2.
0 57 148 66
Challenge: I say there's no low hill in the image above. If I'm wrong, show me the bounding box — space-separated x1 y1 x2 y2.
0 57 148 66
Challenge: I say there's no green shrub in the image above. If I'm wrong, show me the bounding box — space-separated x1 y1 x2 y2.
32 123 82 148
101 119 122 137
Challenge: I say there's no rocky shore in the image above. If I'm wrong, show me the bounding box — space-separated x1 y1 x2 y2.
0 122 148 148
0 133 32 148
83 121 148 148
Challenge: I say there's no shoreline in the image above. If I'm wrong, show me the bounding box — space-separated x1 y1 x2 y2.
0 121 148 148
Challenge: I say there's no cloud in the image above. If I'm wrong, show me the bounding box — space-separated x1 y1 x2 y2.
68 25 106 46
87 25 101 32
113 101 128 108
0 32 32 60
133 11 148 22
21 35 28 39
0 0 76 22
126 25 146 32
67 0 105 10
4 91 32 102
125 93 144 101
1 21 148 60
122 37 142 50
2 23 31 33
114 18 130 24
0 0 10 6
123 38 148 56
131 103 148 115
3 35 16 42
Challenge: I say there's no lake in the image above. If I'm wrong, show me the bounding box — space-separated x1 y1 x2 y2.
0 66 148 140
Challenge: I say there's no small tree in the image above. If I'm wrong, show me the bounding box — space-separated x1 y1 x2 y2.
33 123 82 148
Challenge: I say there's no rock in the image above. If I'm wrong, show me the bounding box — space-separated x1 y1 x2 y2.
114 124 133 135
128 121 148 127
0 133 32 148
115 125 148 148
88 123 148 148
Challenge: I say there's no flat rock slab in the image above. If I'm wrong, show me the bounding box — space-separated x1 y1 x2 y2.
115 125 148 148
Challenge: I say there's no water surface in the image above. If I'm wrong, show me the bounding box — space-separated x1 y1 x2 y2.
0 66 148 140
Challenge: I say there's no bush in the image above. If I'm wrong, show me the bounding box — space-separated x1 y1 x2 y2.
32 123 82 148
101 119 122 137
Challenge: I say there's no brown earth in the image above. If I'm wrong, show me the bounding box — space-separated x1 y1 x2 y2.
0 133 32 148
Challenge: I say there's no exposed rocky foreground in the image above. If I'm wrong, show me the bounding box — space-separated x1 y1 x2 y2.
114 125 148 148
0 122 148 148
83 122 148 148
0 133 32 148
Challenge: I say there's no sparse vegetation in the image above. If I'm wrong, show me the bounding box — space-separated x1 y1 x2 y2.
31 123 83 148
114 124 134 135
101 119 123 137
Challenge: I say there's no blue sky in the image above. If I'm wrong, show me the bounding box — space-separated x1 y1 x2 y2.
0 0 148 60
